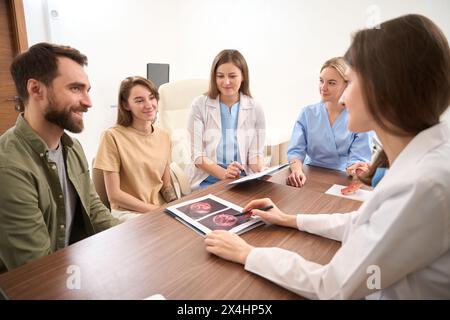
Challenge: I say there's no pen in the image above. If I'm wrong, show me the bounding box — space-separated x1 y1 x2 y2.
234 205 274 217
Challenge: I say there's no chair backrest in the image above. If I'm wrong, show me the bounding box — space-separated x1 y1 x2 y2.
158 79 209 170
91 158 111 209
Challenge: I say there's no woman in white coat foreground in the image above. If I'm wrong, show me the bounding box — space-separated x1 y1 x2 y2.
204 14 450 299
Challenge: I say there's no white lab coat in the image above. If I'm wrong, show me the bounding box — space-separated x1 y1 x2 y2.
245 122 450 299
187 94 265 190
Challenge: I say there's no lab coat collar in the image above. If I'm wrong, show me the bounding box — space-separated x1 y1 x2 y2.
390 122 449 173
352 122 449 229
374 122 450 192
205 93 253 128
205 93 252 109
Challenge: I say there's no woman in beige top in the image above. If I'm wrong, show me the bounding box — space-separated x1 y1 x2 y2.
94 76 177 221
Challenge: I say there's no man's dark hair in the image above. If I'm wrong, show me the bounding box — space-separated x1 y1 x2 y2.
10 42 88 110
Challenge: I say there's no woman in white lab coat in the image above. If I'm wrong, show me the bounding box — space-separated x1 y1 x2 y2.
187 50 266 190
204 14 450 299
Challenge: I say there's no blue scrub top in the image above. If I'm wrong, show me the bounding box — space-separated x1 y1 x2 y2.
372 167 388 188
200 102 242 188
287 102 372 171
217 102 241 165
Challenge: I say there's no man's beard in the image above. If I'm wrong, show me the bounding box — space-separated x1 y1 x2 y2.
44 93 86 133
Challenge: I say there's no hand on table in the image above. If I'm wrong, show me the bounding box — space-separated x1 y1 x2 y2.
287 169 307 188
205 230 254 264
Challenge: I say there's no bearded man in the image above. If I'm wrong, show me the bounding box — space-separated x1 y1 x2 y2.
0 43 120 273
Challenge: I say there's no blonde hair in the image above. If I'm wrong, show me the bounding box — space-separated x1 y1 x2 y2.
320 57 348 82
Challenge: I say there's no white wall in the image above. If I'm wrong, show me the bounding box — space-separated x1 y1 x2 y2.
23 0 450 165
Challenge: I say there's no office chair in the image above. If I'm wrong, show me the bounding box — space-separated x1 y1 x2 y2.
157 79 290 195
265 129 290 167
91 158 111 210
157 79 209 198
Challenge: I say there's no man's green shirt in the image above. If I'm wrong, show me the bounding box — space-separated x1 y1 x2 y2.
0 115 120 273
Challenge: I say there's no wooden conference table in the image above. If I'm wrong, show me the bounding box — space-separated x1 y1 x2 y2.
0 165 363 300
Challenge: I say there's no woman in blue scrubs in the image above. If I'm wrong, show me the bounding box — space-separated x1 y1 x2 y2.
287 57 372 187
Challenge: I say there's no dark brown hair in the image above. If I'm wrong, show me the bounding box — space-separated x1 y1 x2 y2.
345 14 450 185
207 49 252 99
117 76 159 127
10 42 88 111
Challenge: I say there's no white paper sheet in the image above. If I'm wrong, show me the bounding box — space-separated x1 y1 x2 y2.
325 184 373 202
227 163 289 185
144 294 166 300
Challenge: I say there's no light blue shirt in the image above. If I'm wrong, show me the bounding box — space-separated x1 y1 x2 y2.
216 102 241 165
287 102 372 171
372 167 388 188
200 101 241 188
